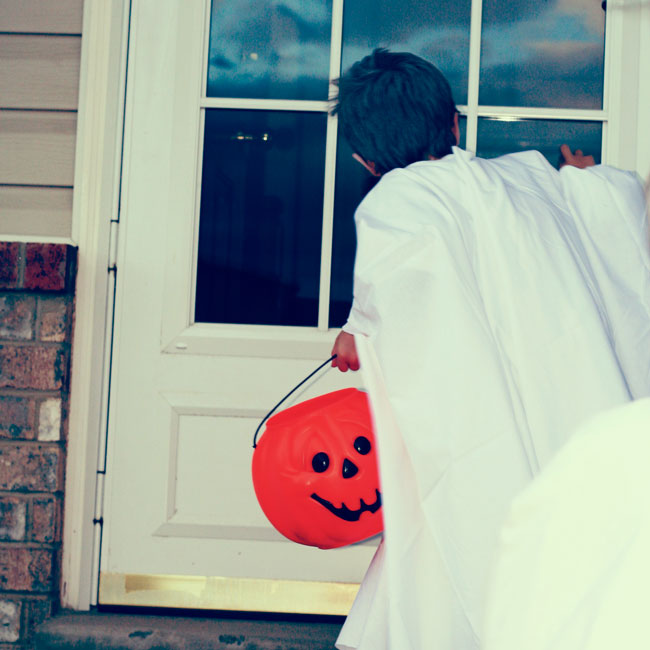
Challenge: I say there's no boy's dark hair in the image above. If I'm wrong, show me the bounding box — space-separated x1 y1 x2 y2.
332 49 458 174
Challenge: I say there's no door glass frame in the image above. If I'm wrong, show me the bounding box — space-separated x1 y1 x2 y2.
191 0 616 335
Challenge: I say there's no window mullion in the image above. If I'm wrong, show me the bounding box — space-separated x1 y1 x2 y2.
601 0 614 164
201 0 211 96
192 0 213 323
465 0 483 153
317 0 344 332
199 98 329 111
476 106 606 121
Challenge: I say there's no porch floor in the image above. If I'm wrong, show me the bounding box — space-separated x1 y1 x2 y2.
34 610 344 650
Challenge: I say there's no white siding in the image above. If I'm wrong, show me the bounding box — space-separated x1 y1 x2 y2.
0 0 83 34
0 35 81 110
0 0 82 239
0 187 72 238
0 111 77 186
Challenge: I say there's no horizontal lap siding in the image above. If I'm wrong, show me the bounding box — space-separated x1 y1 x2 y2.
0 35 81 110
0 111 77 186
0 0 83 34
0 187 73 238
0 0 83 239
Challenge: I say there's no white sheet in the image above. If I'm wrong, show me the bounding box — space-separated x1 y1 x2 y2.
483 398 650 650
336 148 650 650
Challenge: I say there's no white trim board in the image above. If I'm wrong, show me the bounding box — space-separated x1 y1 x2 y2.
636 4 650 180
62 0 130 610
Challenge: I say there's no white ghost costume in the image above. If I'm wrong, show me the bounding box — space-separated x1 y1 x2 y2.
335 147 650 650
483 398 650 650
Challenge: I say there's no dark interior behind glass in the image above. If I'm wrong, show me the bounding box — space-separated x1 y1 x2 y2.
476 119 602 167
195 110 327 326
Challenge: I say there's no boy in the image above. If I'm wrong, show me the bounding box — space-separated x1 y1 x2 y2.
330 49 650 650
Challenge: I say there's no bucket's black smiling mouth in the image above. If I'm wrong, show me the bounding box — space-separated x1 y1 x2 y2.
310 489 382 522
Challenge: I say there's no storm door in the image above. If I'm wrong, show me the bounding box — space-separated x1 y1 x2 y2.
99 0 608 613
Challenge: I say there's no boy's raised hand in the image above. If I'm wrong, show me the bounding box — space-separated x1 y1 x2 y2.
559 144 596 169
331 331 360 372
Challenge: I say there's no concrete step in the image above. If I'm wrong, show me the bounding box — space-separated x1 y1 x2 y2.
34 610 344 650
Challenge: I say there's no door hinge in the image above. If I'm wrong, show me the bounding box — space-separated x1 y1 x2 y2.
94 471 106 525
90 470 106 605
108 219 119 272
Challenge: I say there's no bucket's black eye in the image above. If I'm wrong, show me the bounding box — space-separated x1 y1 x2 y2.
354 436 371 455
312 452 330 473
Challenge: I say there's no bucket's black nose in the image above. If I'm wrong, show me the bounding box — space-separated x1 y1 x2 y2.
342 458 359 478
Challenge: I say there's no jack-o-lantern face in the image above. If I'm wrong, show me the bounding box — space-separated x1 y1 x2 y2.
252 388 383 549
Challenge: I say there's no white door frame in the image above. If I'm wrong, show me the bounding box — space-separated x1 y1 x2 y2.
62 0 130 610
62 0 650 610
605 0 650 176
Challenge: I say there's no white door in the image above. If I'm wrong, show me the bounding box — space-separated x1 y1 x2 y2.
98 1 379 615
100 0 614 614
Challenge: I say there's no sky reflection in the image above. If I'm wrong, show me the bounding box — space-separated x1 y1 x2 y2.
340 0 471 103
207 0 605 109
480 0 605 108
207 0 332 100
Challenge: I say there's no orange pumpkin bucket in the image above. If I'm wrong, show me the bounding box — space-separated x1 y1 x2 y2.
252 387 383 549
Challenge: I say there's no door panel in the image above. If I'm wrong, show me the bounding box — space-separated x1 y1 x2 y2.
100 0 376 614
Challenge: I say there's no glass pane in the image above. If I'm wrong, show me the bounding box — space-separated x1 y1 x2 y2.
329 135 380 328
341 0 472 105
328 119 466 328
476 118 602 167
195 110 327 326
458 115 467 149
479 0 605 108
207 0 332 100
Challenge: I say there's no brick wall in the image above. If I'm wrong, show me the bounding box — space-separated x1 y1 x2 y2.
0 242 76 649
